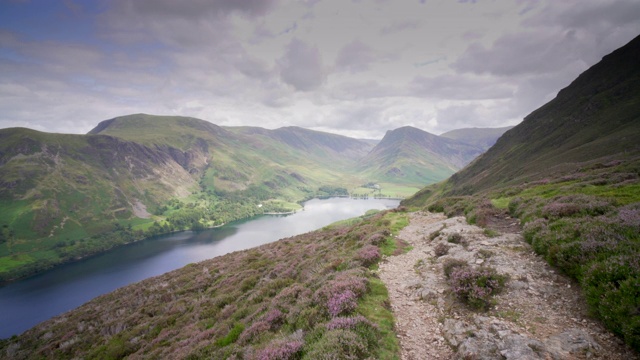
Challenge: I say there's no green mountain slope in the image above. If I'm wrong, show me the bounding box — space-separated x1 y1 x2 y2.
358 126 484 185
440 126 513 149
0 113 502 281
403 34 640 351
0 127 198 279
432 34 640 197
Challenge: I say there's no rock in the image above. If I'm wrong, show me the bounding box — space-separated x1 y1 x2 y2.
508 280 529 290
417 288 437 300
444 317 552 359
500 334 547 359
545 328 601 358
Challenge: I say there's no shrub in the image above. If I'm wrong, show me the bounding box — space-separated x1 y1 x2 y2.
257 338 304 360
442 258 469 278
465 199 497 227
508 197 523 217
327 290 358 317
303 329 368 360
541 202 581 218
356 245 381 267
429 226 444 241
434 243 449 257
262 308 284 330
582 256 640 349
215 322 245 347
447 232 466 246
447 266 507 310
325 315 377 331
618 206 640 228
238 321 270 344
366 232 386 246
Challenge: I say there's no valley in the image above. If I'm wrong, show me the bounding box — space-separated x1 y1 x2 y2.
0 117 505 282
4 33 639 359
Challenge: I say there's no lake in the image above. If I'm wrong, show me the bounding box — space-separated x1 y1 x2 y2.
0 197 399 338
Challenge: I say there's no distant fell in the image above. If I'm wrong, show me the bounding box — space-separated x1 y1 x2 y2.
358 126 485 184
440 126 513 149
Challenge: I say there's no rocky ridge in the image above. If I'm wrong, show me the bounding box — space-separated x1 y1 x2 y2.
379 211 637 359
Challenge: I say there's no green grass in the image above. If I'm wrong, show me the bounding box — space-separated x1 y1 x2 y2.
491 197 511 209
357 278 400 360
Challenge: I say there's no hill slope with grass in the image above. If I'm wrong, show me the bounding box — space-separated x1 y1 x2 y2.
0 114 501 282
0 127 200 280
403 34 640 351
433 34 640 197
358 126 486 185
0 209 410 359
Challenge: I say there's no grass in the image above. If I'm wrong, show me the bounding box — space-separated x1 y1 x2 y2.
1 209 405 359
356 278 400 359
491 197 510 209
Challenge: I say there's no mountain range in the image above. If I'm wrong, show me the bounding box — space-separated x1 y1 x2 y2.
0 117 508 281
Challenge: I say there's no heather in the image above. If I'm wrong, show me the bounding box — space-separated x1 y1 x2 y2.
443 261 507 310
413 156 640 351
0 210 406 359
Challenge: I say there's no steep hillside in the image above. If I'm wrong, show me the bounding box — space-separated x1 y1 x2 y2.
358 126 484 185
0 127 198 280
440 126 513 149
437 34 640 197
403 35 640 351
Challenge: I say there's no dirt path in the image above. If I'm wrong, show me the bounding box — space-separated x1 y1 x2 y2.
379 211 637 360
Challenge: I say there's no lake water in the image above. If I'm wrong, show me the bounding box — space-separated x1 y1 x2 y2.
0 197 399 338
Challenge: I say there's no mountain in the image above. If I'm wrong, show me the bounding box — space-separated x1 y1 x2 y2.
358 126 485 184
440 126 513 149
0 114 504 281
226 125 375 166
403 34 640 350
428 35 640 197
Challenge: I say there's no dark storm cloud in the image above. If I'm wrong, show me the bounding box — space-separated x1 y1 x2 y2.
453 0 640 77
453 30 587 76
279 38 326 91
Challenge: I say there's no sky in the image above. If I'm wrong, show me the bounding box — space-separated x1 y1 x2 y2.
0 0 639 139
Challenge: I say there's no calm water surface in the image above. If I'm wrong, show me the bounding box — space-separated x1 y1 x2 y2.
0 197 399 338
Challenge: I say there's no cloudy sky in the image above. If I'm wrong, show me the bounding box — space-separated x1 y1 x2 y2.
1 0 639 138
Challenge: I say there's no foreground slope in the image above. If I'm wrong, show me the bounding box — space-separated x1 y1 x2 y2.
0 210 408 359
404 34 640 351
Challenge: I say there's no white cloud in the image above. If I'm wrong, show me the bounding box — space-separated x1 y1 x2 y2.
0 0 638 138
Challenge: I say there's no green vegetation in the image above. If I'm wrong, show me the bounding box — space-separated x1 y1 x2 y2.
402 35 640 351
0 113 474 282
410 157 640 350
1 210 407 359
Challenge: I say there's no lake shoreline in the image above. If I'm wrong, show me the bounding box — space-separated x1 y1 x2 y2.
0 198 400 339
